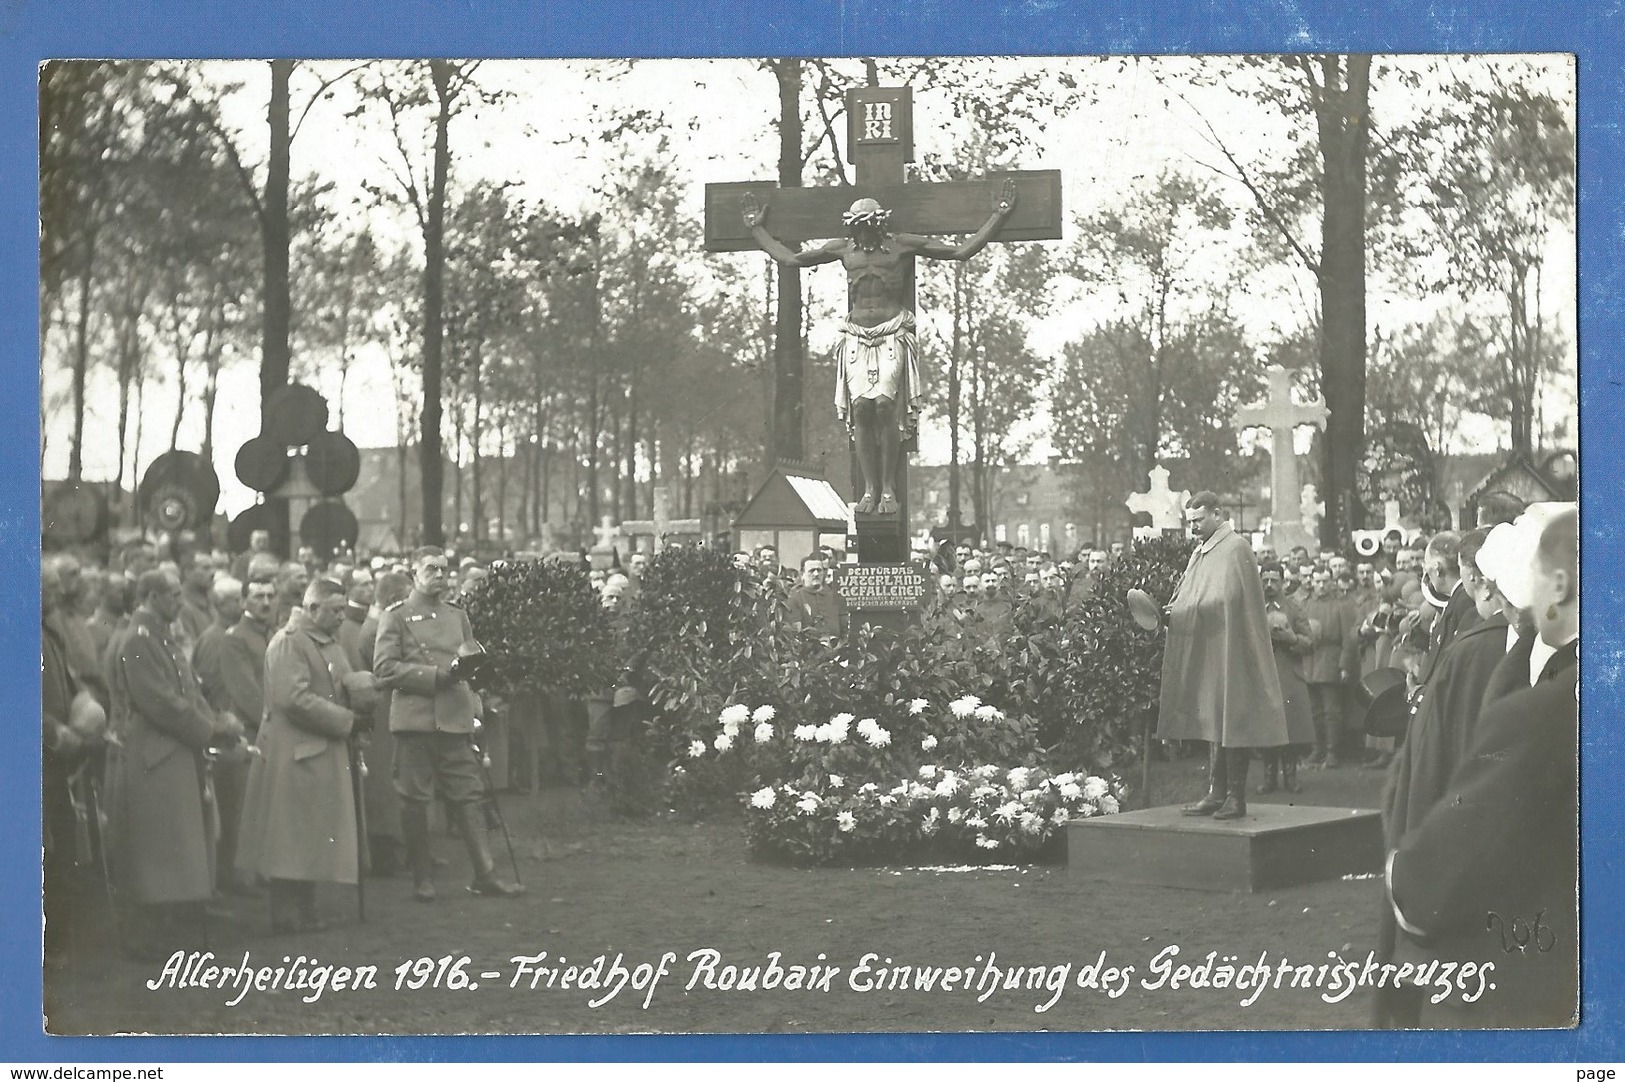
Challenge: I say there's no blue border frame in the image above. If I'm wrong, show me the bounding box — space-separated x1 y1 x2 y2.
11 0 1617 1062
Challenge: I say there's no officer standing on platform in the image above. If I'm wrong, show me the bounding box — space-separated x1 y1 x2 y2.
373 547 522 903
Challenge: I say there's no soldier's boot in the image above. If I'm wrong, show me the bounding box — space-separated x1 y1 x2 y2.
402 801 436 903
1256 751 1280 795
1213 749 1250 820
1180 743 1227 816
1281 756 1301 793
456 803 524 898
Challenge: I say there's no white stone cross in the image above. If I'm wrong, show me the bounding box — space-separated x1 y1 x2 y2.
1126 465 1189 532
620 485 703 552
1235 365 1328 552
591 515 621 551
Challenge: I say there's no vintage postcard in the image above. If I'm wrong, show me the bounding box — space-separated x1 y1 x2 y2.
35 47 1585 1051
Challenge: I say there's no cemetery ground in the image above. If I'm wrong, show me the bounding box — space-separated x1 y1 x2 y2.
46 756 1390 1036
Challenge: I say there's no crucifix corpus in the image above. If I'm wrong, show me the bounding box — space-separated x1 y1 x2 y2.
704 85 1062 561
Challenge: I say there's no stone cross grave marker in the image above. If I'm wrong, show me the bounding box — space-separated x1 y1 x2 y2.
1234 365 1328 554
1126 465 1189 537
620 485 702 553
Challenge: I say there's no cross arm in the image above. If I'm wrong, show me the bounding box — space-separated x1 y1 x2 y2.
704 170 1062 252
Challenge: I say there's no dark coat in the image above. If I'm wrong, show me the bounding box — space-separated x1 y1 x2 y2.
1419 585 1483 685
236 610 359 885
105 608 217 905
218 617 270 738
1264 594 1315 746
1386 641 1578 1028
1157 521 1287 748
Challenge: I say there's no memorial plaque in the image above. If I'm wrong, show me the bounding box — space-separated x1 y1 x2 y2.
833 563 927 611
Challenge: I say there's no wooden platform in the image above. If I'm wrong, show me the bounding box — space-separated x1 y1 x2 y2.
1066 803 1383 893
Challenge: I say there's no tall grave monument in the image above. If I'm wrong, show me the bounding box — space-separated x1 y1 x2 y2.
1234 365 1328 555
704 85 1062 626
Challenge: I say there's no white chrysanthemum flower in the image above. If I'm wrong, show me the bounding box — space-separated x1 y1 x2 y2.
934 776 961 798
921 809 940 834
714 733 734 752
946 806 965 824
1084 776 1110 801
1099 795 1120 815
972 784 998 801
836 811 857 832
864 726 891 747
753 721 774 744
813 724 831 743
1019 811 1044 834
750 786 777 809
965 814 987 830
908 782 932 801
722 721 741 740
859 782 879 793
1058 781 1082 801
794 723 817 742
688 740 707 758
1052 772 1077 787
1051 806 1071 825
949 695 981 718
752 705 776 724
974 704 999 721
920 734 939 752
796 795 820 814
855 717 878 735
719 704 751 726
878 794 896 807
826 724 847 745
830 712 856 728
919 764 938 779
909 698 930 715
1019 788 1041 805
828 774 845 789
994 801 1022 823
1006 767 1032 792
975 836 1000 850
975 764 1002 780
1079 803 1097 817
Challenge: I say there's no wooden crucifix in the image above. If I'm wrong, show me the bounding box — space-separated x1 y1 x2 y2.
705 86 1062 563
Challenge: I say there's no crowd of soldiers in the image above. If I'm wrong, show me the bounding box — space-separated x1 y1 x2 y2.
42 530 531 965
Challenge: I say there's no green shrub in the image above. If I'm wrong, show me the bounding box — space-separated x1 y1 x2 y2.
461 558 621 699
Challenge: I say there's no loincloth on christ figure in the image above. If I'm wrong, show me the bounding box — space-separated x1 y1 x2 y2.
834 310 923 440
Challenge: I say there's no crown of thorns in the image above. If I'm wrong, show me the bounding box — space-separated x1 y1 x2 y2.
842 198 892 226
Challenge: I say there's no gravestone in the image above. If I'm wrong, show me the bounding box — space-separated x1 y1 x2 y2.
620 485 702 553
1125 465 1188 539
1235 366 1328 555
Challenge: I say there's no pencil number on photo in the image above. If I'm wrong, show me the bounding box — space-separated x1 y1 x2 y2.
394 954 478 991
1485 910 1556 954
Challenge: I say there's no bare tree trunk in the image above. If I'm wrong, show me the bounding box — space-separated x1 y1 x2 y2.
419 60 455 547
1312 54 1371 545
68 248 96 483
261 59 293 554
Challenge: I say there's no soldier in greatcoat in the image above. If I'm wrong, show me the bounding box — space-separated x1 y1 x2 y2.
105 569 239 960
236 578 376 932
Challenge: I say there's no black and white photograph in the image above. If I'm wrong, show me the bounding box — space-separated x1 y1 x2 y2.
38 53 1579 1036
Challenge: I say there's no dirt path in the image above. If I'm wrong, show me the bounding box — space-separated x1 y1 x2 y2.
45 755 1394 1035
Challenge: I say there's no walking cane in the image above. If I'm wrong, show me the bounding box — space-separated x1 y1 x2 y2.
348 737 369 922
470 720 522 887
